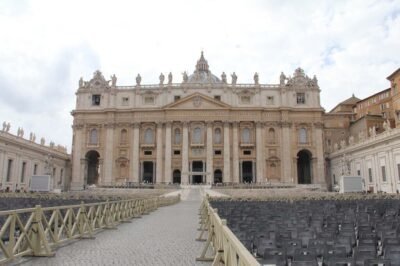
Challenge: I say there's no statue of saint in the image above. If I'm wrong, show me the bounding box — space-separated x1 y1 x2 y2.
221 72 227 84
159 73 165 85
79 77 84 88
136 74 141 86
182 71 188 83
17 127 21 137
32 134 36 142
40 137 45 145
29 132 33 141
111 74 117 87
280 72 286 85
254 72 259 85
2 121 6 131
231 72 237 85
168 72 173 84
20 128 24 138
6 123 10 132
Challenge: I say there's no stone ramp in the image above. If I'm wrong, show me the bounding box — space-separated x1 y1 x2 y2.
19 188 210 266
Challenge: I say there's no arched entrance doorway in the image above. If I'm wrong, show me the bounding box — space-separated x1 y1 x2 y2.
173 169 181 184
214 169 222 184
86 150 100 185
297 150 312 184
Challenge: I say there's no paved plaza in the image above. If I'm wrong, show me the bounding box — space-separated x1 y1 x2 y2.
18 188 212 266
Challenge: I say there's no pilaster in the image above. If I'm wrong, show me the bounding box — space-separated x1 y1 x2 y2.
164 122 172 184
223 121 231 183
182 122 189 184
156 122 163 184
206 121 213 184
256 122 264 183
232 122 239 183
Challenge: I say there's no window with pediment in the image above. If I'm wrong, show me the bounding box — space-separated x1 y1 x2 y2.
214 128 222 144
174 128 181 144
144 128 154 144
120 129 127 144
268 128 275 143
242 128 251 143
89 129 98 144
193 127 202 144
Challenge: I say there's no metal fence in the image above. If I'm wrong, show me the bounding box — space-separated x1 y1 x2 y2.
0 195 180 264
196 196 260 266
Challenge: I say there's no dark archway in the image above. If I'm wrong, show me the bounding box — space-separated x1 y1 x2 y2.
297 150 312 184
214 169 222 184
86 150 100 185
142 161 154 183
192 161 203 184
173 169 181 184
242 161 253 183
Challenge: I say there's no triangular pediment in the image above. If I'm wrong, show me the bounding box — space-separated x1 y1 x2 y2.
163 92 231 110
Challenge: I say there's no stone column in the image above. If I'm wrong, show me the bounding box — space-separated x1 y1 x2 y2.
314 123 325 186
182 122 189 184
71 125 84 190
232 122 240 183
281 122 292 183
164 122 172 184
206 121 213 184
132 123 140 183
156 122 163 184
223 121 231 183
104 124 115 185
256 122 264 183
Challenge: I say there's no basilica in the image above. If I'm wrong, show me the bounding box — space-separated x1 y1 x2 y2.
70 52 325 190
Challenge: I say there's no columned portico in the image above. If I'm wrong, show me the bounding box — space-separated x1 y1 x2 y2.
182 122 189 184
206 121 213 184
223 121 231 183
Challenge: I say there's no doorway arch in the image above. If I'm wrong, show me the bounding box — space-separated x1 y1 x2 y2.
86 150 100 185
173 169 181 184
214 169 222 184
297 149 312 184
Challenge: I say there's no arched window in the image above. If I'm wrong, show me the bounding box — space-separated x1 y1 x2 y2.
242 128 250 143
174 128 181 144
193 127 202 144
214 128 222 144
89 129 98 144
299 128 307 144
120 129 127 144
268 128 275 143
144 128 154 144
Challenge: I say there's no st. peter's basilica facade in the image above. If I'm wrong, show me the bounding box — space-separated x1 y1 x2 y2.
70 53 325 189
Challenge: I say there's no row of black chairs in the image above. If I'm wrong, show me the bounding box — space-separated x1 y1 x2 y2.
211 199 400 265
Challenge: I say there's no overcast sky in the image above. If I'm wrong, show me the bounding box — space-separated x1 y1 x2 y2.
0 0 399 152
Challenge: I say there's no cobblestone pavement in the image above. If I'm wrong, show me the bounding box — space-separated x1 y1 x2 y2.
19 188 211 266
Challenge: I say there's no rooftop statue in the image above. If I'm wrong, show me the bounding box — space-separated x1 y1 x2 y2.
136 74 141 86
254 72 259 85
79 77 84 88
159 73 165 85
111 74 117 87
280 72 286 85
6 123 10 132
2 121 6 131
168 72 173 85
221 72 227 84
40 137 45 145
182 71 188 83
231 72 237 85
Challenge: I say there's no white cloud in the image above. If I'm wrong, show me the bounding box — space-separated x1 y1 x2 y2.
0 0 399 150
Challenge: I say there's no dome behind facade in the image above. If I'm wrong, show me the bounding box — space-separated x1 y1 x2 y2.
186 52 222 84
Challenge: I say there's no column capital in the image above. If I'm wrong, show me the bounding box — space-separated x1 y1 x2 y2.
157 121 164 128
131 122 141 129
313 122 324 129
165 121 173 127
206 120 214 127
280 121 292 128
232 121 239 127
182 121 189 127
256 121 264 128
223 121 231 127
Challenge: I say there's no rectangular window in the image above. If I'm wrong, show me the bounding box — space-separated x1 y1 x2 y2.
397 164 400 181
92 94 101 106
122 97 129 106
6 159 13 182
52 167 56 178
214 150 222 155
381 166 386 182
243 150 251 155
214 95 221 101
60 168 64 185
174 95 181 101
144 150 152 155
21 162 26 182
173 150 180 155
266 96 274 105
33 164 38 175
144 96 155 104
357 170 361 176
368 168 372 183
296 93 305 104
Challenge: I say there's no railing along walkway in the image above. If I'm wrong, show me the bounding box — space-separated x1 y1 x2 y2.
196 196 260 266
0 195 179 264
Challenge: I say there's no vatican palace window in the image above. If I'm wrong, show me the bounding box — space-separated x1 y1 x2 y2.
242 128 251 143
214 128 222 144
193 127 202 144
174 128 181 144
266 96 274 105
299 128 307 144
296 93 306 104
92 94 101 106
240 95 251 104
89 129 98 145
144 96 155 105
122 97 129 106
144 128 154 144
214 95 221 101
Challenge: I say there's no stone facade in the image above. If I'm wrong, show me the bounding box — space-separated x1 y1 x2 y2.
0 123 71 191
71 53 326 189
